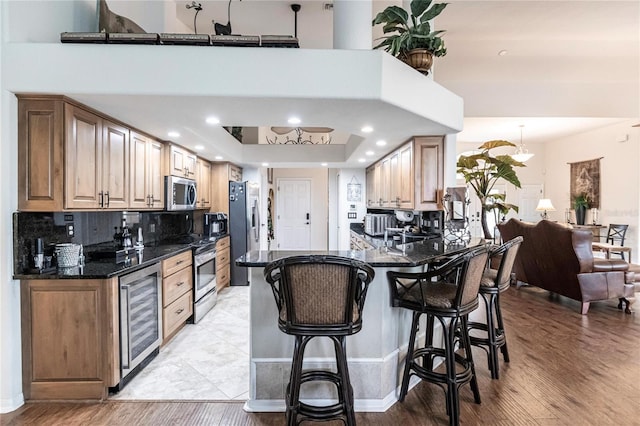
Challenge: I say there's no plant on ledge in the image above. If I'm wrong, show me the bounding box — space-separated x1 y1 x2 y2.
372 0 448 75
457 140 525 239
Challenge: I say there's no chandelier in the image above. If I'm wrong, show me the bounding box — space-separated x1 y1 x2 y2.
510 125 534 162
266 127 333 144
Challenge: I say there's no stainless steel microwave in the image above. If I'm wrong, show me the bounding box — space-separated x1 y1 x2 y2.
165 176 197 211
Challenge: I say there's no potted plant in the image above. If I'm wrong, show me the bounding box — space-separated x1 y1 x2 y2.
573 193 590 225
372 0 448 74
457 140 525 239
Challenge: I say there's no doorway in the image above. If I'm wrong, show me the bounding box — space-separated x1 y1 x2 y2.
518 184 544 223
276 178 312 250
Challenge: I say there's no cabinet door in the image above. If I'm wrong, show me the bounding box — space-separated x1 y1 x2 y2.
168 145 187 177
185 153 197 179
414 136 444 211
389 151 400 208
129 131 150 210
196 158 211 209
379 158 390 207
366 166 376 208
65 104 102 209
18 97 64 211
102 120 129 209
148 140 165 209
398 143 414 209
229 164 243 182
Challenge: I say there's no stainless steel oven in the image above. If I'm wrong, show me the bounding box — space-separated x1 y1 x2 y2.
119 263 162 385
193 243 217 323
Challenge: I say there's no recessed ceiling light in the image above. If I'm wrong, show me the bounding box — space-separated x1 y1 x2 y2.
206 116 220 125
262 162 269 167
365 150 374 156
498 50 508 56
376 140 387 146
361 126 373 133
168 131 180 138
194 145 204 151
215 155 223 160
288 117 301 125
320 162 328 167
358 158 366 163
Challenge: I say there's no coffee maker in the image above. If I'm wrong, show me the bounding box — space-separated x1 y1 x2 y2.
204 212 228 239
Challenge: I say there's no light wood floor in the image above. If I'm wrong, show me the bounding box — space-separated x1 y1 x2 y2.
3 285 640 425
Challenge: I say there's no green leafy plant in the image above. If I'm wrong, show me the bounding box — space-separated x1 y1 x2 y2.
573 193 590 210
372 0 448 58
457 140 525 239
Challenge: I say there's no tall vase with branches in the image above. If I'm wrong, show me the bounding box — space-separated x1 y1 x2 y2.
456 140 525 239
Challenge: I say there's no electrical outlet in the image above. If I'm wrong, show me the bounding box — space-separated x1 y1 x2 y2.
149 223 156 233
66 223 75 237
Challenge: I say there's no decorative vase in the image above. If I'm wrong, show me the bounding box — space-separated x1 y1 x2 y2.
575 206 586 225
400 49 434 75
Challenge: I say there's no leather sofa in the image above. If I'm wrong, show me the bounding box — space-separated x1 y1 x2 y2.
498 219 635 314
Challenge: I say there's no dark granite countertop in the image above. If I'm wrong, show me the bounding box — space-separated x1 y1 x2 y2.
236 237 486 268
14 244 194 280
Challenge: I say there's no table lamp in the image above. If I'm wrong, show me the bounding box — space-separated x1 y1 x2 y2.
536 198 556 220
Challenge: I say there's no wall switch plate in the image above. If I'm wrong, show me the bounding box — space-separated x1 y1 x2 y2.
66 223 74 237
347 212 357 219
64 214 74 221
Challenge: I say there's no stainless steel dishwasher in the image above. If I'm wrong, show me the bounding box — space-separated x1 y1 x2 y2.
118 263 162 388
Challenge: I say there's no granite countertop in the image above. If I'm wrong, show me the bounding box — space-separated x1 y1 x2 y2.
236 238 485 268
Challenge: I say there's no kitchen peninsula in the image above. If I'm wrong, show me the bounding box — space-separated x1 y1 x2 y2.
236 238 486 412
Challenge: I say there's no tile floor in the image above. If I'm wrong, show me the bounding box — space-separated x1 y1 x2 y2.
110 286 250 401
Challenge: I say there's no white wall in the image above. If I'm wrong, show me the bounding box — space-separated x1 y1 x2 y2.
337 168 367 250
544 120 640 262
272 168 329 250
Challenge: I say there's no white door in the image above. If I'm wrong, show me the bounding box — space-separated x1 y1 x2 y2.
518 184 544 222
276 179 311 250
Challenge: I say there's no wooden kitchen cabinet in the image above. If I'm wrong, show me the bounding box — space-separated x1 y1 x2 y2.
129 131 165 210
196 157 212 210
161 251 193 344
166 143 197 179
215 235 231 291
211 162 243 215
365 137 442 211
20 278 120 400
64 104 129 210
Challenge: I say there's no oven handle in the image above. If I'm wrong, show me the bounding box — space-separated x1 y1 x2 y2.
195 249 216 266
120 283 132 370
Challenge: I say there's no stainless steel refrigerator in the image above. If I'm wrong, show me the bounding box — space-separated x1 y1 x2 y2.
229 181 260 286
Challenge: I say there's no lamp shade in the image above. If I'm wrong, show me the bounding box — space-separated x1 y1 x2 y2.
535 199 556 212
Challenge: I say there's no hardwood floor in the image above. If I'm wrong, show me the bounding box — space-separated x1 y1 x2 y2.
3 285 639 425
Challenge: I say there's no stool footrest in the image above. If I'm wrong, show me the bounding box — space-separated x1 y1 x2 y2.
467 321 507 349
410 347 474 385
297 401 347 421
300 369 342 386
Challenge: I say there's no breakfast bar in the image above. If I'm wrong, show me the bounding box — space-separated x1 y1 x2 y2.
236 239 486 413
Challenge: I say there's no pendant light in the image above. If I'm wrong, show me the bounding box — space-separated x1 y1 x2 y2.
510 124 534 162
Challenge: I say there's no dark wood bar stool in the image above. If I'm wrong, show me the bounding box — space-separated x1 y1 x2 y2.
467 236 523 379
264 255 375 426
387 245 489 426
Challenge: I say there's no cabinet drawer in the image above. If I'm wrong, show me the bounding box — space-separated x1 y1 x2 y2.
216 247 230 272
215 235 230 250
162 251 192 277
163 291 193 339
217 264 230 291
162 266 193 307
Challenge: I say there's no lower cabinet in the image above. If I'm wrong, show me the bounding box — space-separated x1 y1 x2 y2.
161 251 193 344
216 236 231 291
20 278 120 400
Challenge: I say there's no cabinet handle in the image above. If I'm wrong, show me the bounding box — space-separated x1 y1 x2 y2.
176 308 184 315
105 191 110 207
176 260 184 265
99 191 104 208
176 281 184 286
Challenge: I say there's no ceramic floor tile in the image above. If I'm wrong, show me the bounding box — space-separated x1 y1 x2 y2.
111 286 250 401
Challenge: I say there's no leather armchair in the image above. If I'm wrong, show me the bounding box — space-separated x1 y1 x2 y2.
498 219 635 314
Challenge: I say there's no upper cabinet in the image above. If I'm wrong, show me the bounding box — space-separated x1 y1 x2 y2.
211 162 243 214
129 131 165 210
166 144 197 179
196 158 212 210
64 104 129 210
366 136 443 211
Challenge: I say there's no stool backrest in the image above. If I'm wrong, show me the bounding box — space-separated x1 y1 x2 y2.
264 255 375 335
458 246 491 307
491 236 524 289
607 224 628 246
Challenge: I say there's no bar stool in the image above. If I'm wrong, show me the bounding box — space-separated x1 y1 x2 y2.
387 245 489 426
467 236 523 379
264 255 375 426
